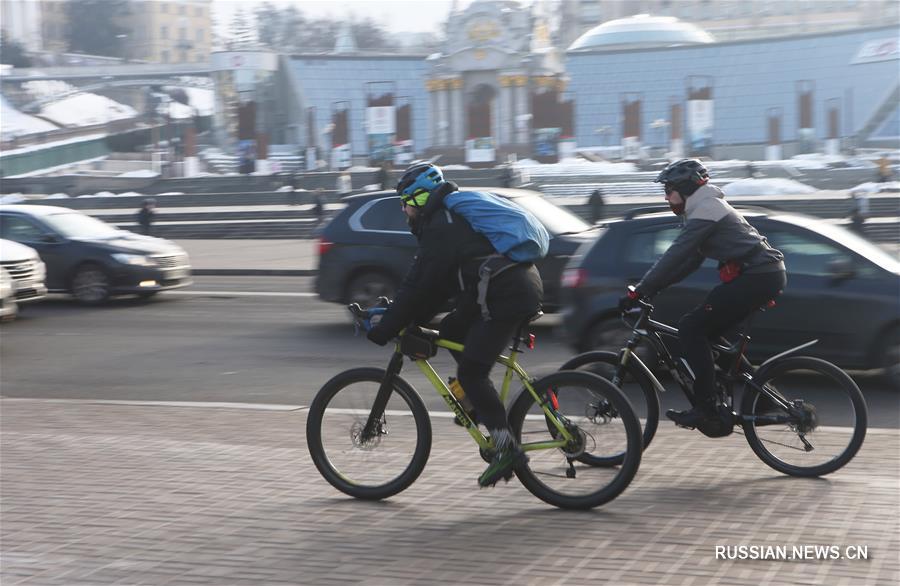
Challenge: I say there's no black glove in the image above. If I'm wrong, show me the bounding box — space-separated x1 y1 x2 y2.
366 324 391 346
618 287 642 312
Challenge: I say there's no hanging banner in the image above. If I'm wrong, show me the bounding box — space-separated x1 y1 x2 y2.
330 144 351 170
366 106 395 163
687 99 713 156
465 137 495 163
534 128 560 158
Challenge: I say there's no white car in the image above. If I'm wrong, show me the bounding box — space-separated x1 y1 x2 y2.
0 267 16 321
0 239 47 305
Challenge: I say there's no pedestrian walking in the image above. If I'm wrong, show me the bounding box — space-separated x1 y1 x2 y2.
588 187 606 223
849 191 869 235
377 162 391 191
313 189 325 225
136 198 156 236
876 155 892 183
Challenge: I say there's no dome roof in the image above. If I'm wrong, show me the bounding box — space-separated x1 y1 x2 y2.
568 14 715 52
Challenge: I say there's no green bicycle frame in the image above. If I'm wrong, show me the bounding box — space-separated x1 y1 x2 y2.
408 336 577 453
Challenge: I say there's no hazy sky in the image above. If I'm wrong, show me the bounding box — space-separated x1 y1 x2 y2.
212 0 488 35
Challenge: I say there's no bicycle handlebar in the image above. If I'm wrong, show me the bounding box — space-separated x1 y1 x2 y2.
348 297 391 333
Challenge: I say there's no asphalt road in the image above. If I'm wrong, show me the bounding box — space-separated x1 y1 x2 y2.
2 276 897 428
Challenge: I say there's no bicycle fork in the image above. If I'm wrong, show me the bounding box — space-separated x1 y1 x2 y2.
362 351 405 442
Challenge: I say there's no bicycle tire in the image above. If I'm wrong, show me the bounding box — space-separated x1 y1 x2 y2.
560 350 660 455
740 356 867 477
508 371 642 510
306 367 432 500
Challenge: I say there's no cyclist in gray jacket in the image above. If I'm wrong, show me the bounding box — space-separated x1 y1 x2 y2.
619 159 787 429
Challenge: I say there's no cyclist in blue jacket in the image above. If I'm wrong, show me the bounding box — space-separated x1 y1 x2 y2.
367 162 543 486
620 159 787 430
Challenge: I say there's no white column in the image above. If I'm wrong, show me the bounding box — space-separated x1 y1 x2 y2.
491 92 500 149
500 83 513 146
451 83 464 146
515 83 529 144
436 88 449 146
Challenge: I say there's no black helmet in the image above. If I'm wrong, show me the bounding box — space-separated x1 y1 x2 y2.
654 159 709 186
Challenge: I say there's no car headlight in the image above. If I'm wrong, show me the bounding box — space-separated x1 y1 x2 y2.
112 253 156 267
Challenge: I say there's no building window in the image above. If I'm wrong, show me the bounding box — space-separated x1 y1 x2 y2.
196 29 204 42
179 27 187 40
162 50 170 63
161 26 169 40
195 7 203 17
179 5 186 15
161 3 168 13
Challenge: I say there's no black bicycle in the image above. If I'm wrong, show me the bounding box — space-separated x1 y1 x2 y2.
560 292 867 477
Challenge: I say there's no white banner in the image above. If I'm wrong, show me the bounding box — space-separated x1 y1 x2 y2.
465 137 495 163
852 38 899 64
687 99 713 155
393 140 414 166
331 144 351 170
366 106 396 135
765 144 782 161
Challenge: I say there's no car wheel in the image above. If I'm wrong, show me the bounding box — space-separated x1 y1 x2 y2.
878 326 900 389
346 271 396 308
71 264 111 305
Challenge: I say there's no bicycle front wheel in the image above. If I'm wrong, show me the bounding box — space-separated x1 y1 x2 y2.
306 367 432 500
508 371 642 510
740 356 867 477
560 350 661 455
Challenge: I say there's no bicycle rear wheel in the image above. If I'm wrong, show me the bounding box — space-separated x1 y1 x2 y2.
740 356 867 477
508 371 642 510
306 367 432 500
560 350 661 455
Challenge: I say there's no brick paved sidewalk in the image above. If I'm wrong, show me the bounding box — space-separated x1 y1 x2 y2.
1 399 897 585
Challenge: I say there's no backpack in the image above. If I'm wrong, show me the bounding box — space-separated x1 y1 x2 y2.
443 190 550 262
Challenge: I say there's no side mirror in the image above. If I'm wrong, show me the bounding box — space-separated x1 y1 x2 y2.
826 258 855 281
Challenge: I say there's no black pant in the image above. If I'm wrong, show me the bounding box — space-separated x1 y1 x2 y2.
678 270 787 407
439 311 522 432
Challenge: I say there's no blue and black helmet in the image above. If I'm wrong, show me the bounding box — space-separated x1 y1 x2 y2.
396 162 443 207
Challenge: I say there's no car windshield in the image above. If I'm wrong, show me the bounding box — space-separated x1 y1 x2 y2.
784 216 900 274
43 212 121 239
508 195 591 236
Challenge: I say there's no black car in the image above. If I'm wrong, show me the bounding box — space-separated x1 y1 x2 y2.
560 208 900 379
315 188 598 311
0 205 192 303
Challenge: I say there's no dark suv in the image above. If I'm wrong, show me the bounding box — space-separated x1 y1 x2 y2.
315 188 598 311
560 208 900 378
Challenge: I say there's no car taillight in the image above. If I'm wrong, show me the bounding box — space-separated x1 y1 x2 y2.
561 268 587 289
317 237 334 256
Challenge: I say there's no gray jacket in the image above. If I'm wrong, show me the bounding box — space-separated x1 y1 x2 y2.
637 184 785 297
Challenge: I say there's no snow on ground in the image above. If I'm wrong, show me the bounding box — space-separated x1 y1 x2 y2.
117 169 160 178
18 78 139 128
0 194 27 204
41 93 137 127
721 177 817 196
1 95 59 140
516 157 638 175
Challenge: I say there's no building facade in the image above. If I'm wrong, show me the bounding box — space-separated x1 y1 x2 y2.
125 0 212 64
566 22 899 159
1 0 43 51
558 0 899 48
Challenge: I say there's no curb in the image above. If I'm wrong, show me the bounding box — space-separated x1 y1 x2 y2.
191 268 317 276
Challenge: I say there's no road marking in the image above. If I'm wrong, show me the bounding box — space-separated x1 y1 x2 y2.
1 398 893 431
166 290 317 298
